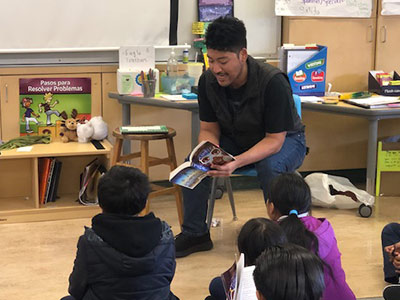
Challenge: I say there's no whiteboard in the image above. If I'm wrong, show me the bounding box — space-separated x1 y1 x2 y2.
0 0 170 51
275 0 373 17
178 0 281 57
0 0 282 64
234 0 281 56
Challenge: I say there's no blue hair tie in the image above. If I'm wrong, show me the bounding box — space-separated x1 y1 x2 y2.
289 209 298 216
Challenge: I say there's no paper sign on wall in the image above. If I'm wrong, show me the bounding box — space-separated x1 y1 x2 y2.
275 0 372 17
381 0 400 15
119 46 155 71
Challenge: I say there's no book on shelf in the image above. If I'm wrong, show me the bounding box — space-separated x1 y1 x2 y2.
38 157 52 205
47 160 63 203
79 158 106 206
120 125 168 134
44 158 56 204
343 96 400 109
169 140 235 189
221 253 257 300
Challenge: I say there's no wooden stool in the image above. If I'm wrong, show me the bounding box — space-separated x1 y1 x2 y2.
111 126 183 225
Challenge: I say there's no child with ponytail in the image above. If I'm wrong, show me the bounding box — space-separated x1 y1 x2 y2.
267 172 356 300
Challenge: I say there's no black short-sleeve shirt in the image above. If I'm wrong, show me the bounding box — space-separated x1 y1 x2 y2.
198 72 303 134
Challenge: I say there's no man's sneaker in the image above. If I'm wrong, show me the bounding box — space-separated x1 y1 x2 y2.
383 284 400 300
175 232 213 258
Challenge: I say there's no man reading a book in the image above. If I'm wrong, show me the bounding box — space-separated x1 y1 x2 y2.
175 16 306 258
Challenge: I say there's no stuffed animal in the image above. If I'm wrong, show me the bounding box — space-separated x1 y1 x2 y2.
76 116 108 143
59 109 79 143
77 121 94 143
89 116 108 140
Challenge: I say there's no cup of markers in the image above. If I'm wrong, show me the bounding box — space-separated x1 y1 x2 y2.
141 69 157 98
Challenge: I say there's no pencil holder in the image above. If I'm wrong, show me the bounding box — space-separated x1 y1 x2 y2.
141 79 156 98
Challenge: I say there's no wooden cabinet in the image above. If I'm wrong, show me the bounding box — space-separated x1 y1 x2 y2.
0 141 112 223
375 14 400 71
0 66 112 223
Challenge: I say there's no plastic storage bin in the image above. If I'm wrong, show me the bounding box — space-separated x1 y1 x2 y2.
161 76 195 95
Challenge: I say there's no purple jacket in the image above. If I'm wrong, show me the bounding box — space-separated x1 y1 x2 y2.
301 216 356 300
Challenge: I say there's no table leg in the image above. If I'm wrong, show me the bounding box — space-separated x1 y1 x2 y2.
366 119 378 195
122 102 131 155
191 109 200 149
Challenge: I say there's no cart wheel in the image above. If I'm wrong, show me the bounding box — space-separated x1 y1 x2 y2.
358 204 372 218
215 187 224 199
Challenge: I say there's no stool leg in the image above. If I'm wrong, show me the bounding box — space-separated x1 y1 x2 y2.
140 140 150 216
111 137 123 166
166 137 184 226
207 177 218 230
225 177 237 221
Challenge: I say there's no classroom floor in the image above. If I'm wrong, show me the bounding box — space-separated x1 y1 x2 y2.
0 187 397 300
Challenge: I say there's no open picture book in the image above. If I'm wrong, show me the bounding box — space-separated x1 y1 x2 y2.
221 253 258 300
169 140 235 189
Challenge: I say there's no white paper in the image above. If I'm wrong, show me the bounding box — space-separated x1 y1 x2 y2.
348 96 400 106
236 266 257 300
287 50 318 73
234 254 245 300
381 0 400 15
300 96 324 103
275 0 372 17
16 146 33 152
161 94 186 101
119 46 155 71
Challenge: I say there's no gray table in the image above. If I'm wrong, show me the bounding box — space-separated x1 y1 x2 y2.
109 92 400 195
303 101 400 194
108 92 200 152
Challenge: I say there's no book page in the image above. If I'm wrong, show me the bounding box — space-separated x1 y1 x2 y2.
169 161 208 189
236 266 257 300
190 141 235 170
234 253 245 300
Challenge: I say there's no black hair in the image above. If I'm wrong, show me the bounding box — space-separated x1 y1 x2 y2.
253 244 325 300
269 173 320 255
237 218 287 266
97 165 150 215
205 16 247 53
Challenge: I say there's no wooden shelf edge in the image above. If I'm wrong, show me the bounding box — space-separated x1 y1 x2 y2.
0 205 101 224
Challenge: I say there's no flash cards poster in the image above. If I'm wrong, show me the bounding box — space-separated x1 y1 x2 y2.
19 78 91 137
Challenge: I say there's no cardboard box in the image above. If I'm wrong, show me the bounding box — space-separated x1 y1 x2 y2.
282 45 327 96
376 140 400 196
368 71 400 96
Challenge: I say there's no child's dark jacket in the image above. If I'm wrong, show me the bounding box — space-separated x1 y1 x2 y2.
68 212 177 300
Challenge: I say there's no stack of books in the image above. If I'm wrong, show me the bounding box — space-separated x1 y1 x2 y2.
343 96 400 109
38 158 63 205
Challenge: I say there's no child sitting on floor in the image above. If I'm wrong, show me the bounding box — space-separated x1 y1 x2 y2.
267 172 356 300
254 244 325 300
61 165 179 300
206 218 287 300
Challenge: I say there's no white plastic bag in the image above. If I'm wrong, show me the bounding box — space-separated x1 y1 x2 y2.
304 173 375 209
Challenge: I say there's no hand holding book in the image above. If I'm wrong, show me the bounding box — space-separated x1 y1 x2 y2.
169 141 235 189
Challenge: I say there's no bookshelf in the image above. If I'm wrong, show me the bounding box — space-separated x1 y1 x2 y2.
0 141 112 223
